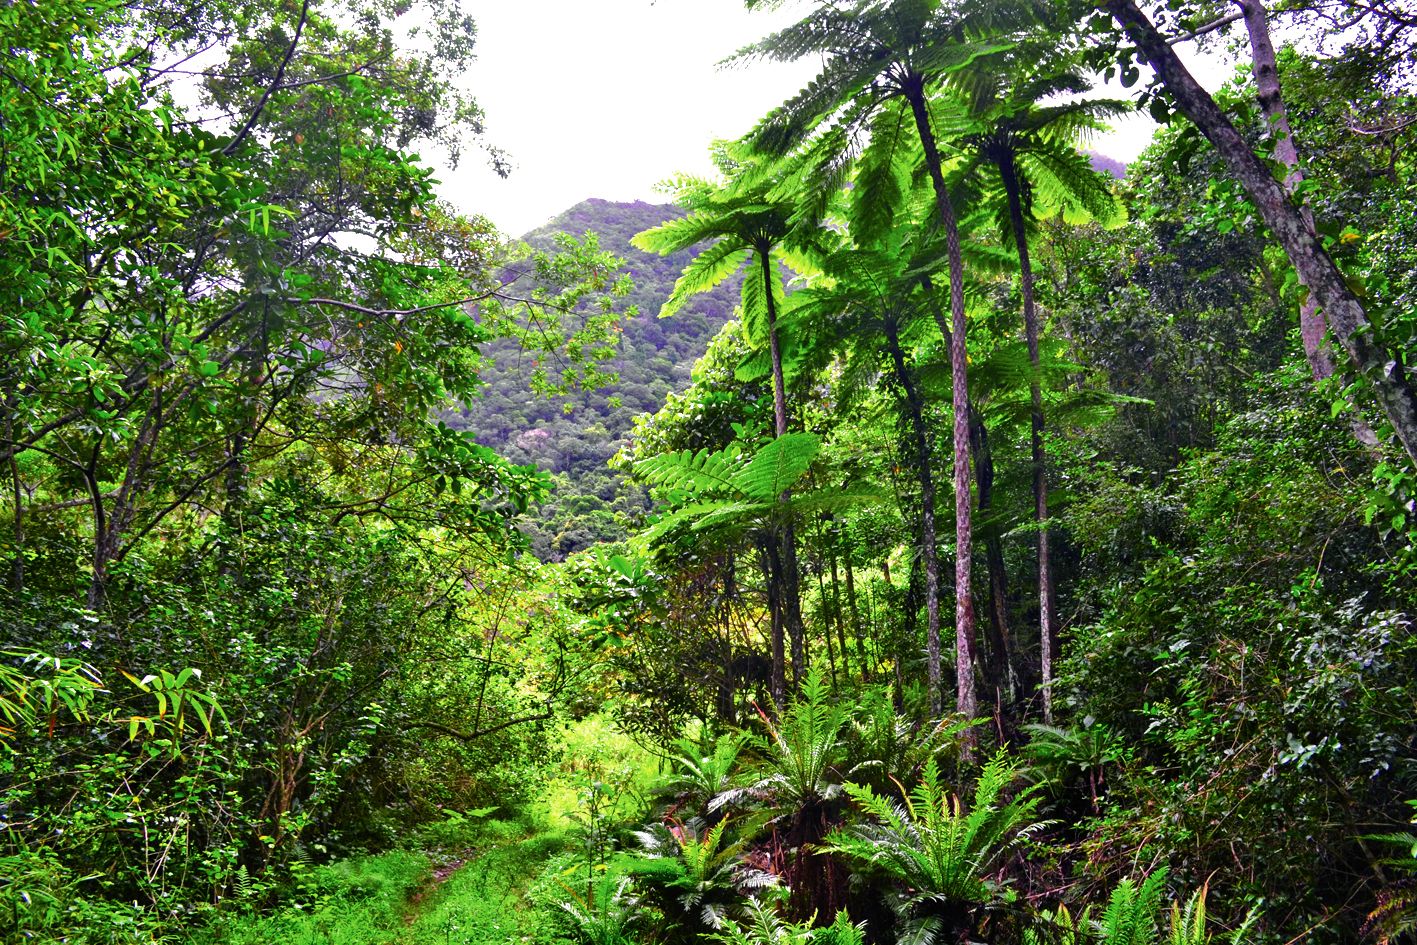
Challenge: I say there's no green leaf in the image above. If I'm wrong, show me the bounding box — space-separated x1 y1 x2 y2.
729 432 820 501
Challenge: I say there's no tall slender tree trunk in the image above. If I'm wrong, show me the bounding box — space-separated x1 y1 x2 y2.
1236 0 1331 379
907 84 979 726
1103 0 1417 467
967 405 1019 706
1235 0 1379 447
827 539 851 681
999 159 1057 721
884 320 944 716
761 249 807 691
718 555 738 725
763 539 787 713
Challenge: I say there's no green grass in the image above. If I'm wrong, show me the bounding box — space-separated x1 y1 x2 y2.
189 822 569 945
188 714 662 945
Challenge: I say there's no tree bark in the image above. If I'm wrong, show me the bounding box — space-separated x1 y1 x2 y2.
907 84 978 726
999 157 1056 721
1103 0 1417 466
1235 0 1379 446
885 319 944 716
763 538 787 713
843 553 869 681
827 539 851 681
761 249 807 693
1236 0 1331 372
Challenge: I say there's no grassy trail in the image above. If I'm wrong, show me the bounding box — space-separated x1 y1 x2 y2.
193 825 569 945
400 828 569 945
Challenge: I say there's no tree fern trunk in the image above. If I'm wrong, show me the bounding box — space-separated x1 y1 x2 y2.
907 85 978 727
885 319 944 716
761 248 806 693
763 538 786 714
1000 158 1055 722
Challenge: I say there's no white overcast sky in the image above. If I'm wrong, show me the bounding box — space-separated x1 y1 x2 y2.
433 0 1238 236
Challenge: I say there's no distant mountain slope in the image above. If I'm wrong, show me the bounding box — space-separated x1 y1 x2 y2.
457 199 738 468
452 199 741 558
1088 151 1127 179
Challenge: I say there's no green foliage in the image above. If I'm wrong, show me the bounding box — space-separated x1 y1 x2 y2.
714 896 866 945
745 669 850 813
630 816 773 932
657 732 753 816
827 753 1043 941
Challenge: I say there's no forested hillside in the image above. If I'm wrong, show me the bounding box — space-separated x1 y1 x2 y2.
4 1 1417 944
455 199 741 558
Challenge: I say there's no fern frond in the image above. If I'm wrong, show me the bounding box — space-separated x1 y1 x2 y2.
730 432 821 501
636 447 741 494
632 211 725 255
660 241 750 318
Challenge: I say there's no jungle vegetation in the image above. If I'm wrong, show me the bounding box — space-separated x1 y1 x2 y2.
2 0 1416 943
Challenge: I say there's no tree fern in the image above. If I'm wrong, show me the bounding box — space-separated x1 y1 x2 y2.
636 446 743 495
631 209 724 255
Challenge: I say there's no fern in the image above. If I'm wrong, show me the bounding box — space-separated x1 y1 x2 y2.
825 752 1044 930
658 731 750 812
1098 870 1168 945
630 210 724 255
714 893 866 945
661 241 751 318
743 667 848 813
636 446 742 495
730 432 821 501
851 99 913 246
558 873 643 945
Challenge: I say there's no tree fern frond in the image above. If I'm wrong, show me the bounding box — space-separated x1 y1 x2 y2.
632 211 726 255
850 98 914 245
661 241 750 318
730 432 821 501
1021 144 1124 227
636 446 741 494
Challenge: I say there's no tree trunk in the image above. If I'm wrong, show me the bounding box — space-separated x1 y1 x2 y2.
1236 0 1379 446
884 319 944 716
761 249 807 692
827 539 851 681
1104 0 1417 467
5 403 22 594
844 554 869 681
907 85 979 726
999 157 1056 721
763 538 787 713
966 405 1019 706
